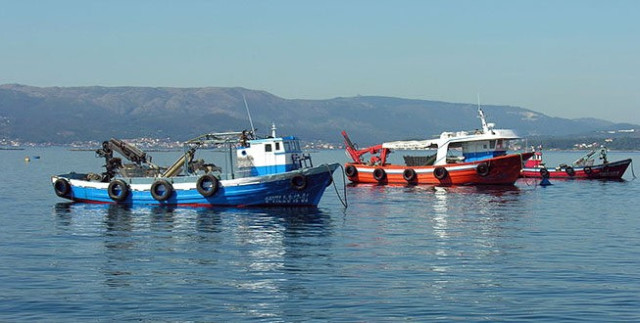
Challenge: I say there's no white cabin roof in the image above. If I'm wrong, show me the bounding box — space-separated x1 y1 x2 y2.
382 128 520 150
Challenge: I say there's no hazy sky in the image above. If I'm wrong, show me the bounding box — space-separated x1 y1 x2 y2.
1 0 639 124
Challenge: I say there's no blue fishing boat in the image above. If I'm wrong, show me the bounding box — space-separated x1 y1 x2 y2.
52 125 339 207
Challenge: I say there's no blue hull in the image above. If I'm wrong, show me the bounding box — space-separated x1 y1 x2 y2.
53 164 339 207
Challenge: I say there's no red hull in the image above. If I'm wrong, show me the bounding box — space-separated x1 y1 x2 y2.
520 158 632 180
346 153 532 186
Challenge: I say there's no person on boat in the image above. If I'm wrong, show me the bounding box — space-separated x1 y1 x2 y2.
240 130 249 147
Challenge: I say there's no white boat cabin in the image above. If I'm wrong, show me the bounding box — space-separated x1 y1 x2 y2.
435 128 518 164
382 109 521 165
236 124 312 176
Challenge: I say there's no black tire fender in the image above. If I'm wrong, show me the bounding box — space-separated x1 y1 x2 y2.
373 168 386 182
196 174 219 197
54 178 71 197
434 167 448 180
540 168 550 179
403 168 417 182
583 166 592 175
345 165 358 177
565 166 575 176
290 174 307 191
476 163 490 177
150 179 173 201
108 179 130 202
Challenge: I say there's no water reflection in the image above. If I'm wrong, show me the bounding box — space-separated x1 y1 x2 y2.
219 207 333 319
104 204 134 234
51 202 334 319
53 202 74 226
432 186 449 239
346 183 532 304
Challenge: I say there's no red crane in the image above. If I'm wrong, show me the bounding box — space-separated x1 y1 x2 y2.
341 130 390 165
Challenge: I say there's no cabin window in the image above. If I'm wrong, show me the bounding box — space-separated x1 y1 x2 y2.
490 140 496 149
497 140 503 149
275 142 280 151
284 142 291 151
265 144 272 152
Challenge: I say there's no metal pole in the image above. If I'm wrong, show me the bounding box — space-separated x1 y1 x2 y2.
229 144 235 179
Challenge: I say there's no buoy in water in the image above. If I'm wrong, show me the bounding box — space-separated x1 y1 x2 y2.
24 156 30 162
539 178 552 186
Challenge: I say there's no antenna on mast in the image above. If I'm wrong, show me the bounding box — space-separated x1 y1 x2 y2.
243 94 256 136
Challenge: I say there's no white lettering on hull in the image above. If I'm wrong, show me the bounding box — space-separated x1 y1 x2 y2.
264 192 310 204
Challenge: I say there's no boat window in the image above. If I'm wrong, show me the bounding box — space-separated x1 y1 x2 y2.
265 144 272 152
284 141 291 151
275 142 280 151
490 140 496 149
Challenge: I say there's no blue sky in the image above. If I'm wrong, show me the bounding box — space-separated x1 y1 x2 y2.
1 0 639 124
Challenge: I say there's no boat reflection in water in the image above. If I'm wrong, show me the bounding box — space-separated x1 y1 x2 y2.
52 201 334 315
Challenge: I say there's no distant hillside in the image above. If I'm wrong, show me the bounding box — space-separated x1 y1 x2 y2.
1 84 638 147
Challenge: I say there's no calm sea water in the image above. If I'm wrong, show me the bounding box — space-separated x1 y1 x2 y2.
1 148 639 321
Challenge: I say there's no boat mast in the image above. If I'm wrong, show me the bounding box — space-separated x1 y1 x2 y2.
243 94 256 136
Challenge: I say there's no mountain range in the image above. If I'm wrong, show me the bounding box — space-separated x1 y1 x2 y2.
1 84 638 146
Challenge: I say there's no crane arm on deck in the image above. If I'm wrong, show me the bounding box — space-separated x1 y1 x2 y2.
96 138 156 166
95 138 160 180
341 130 390 165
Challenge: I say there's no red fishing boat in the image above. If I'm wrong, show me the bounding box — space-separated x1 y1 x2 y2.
342 109 533 186
520 146 632 180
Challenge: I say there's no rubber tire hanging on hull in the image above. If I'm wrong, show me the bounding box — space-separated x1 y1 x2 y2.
476 163 490 177
565 166 575 176
540 168 550 179
373 168 386 183
108 179 130 202
290 174 308 191
345 165 358 177
403 168 417 183
434 167 448 180
150 179 173 201
583 166 592 175
196 174 219 197
54 178 71 197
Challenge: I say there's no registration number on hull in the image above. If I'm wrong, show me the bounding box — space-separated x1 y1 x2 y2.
265 193 310 204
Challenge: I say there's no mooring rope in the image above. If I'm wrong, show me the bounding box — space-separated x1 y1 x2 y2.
327 164 348 208
522 176 538 187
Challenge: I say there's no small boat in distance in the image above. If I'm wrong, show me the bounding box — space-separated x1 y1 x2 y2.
520 146 632 180
342 108 533 186
52 124 339 207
